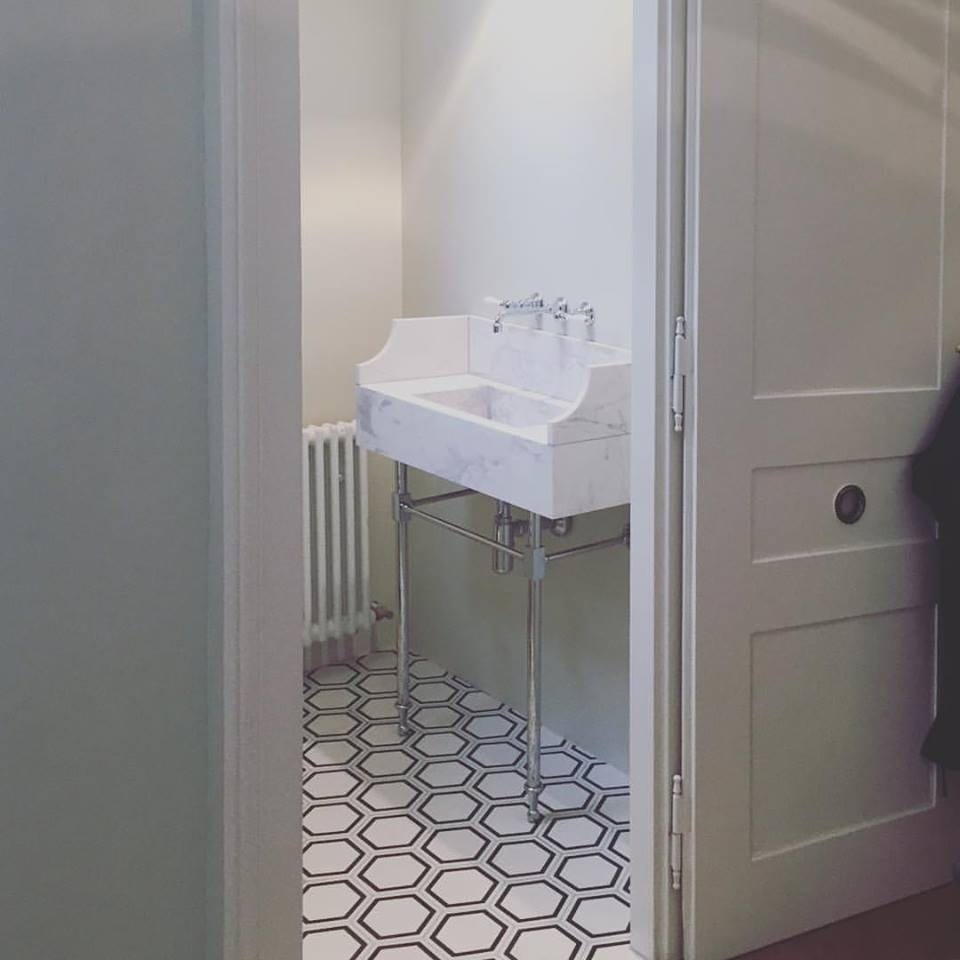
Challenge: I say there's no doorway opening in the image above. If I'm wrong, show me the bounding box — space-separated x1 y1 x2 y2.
299 2 638 957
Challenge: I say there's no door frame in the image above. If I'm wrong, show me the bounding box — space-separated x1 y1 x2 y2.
631 1 688 959
205 0 304 958
205 1 686 958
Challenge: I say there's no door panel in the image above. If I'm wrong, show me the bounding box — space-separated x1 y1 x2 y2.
686 2 960 957
750 606 937 858
753 0 946 397
752 457 934 561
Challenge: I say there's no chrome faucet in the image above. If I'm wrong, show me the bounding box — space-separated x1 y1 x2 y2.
487 294 547 333
486 294 597 339
568 301 597 340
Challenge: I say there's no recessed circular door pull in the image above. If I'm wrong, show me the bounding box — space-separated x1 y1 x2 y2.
835 485 867 525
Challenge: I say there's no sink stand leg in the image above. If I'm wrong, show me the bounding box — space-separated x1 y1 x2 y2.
526 513 545 824
395 463 412 738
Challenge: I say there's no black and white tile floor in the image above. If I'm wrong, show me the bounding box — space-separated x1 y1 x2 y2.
303 651 634 960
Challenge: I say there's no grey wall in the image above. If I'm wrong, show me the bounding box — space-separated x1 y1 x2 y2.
0 2 208 958
300 0 402 639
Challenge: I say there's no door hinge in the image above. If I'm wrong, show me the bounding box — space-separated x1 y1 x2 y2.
669 774 690 891
671 317 691 433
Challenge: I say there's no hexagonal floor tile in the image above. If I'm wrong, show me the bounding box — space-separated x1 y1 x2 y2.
557 853 623 892
411 706 462 729
540 750 583 780
358 780 422 813
359 852 430 892
597 794 630 826
304 770 362 801
415 761 473 789
457 690 501 713
360 673 399 695
432 912 506 955
303 880 363 923
409 659 448 680
469 742 523 769
423 827 489 864
308 687 359 712
479 803 537 838
464 715 517 740
411 681 459 704
359 750 417 779
476 771 526 801
304 803 362 837
420 791 481 825
544 814 606 850
359 698 401 721
304 739 360 768
360 723 407 748
359 895 434 940
306 713 361 739
583 762 629 791
539 781 593 814
412 732 468 758
427 867 497 907
302 655 634 960
311 664 359 687
506 927 579 960
360 815 426 851
489 840 554 878
302 927 364 960
569 894 631 938
496 880 567 922
303 838 364 878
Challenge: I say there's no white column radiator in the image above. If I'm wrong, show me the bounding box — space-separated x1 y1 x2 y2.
303 422 372 669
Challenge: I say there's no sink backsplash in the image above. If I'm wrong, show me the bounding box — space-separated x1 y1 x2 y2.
467 316 631 402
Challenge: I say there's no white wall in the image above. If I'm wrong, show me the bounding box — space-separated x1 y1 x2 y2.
403 0 634 347
301 0 403 424
0 2 208 957
402 0 634 767
301 0 404 631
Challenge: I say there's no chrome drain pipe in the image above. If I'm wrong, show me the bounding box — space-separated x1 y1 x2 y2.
493 502 518 575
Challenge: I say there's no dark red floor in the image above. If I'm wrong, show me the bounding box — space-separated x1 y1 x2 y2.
737 886 960 960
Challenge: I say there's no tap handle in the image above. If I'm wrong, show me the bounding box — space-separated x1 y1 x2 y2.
485 293 543 310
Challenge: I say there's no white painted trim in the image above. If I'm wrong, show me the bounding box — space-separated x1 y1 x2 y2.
205 0 303 958
630 1 686 958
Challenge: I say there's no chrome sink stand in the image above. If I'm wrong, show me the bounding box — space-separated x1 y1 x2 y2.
393 462 630 824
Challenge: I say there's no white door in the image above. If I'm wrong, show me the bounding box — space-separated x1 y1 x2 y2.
685 3 960 958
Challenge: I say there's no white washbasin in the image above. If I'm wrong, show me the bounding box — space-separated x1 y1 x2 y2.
356 315 631 518
418 383 568 429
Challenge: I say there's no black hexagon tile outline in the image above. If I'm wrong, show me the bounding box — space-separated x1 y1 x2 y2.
302 652 632 960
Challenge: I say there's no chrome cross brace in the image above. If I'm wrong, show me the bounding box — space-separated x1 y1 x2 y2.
393 462 629 823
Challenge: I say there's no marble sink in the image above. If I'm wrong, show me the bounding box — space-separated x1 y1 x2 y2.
356 315 631 518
